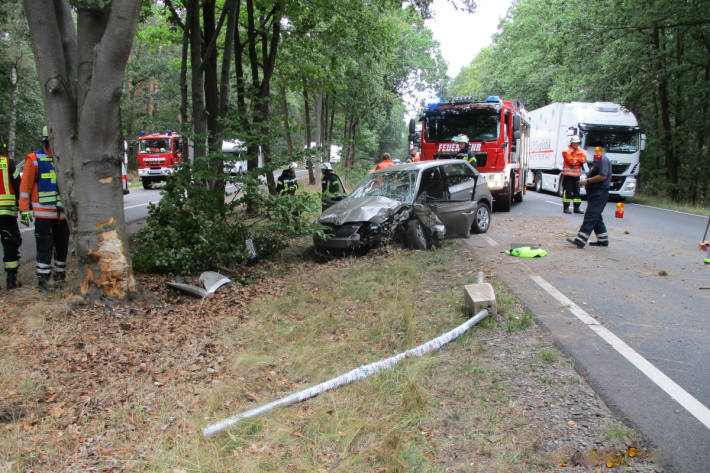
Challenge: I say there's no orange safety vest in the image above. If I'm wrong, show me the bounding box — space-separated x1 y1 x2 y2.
561 146 587 177
19 148 66 220
375 159 394 170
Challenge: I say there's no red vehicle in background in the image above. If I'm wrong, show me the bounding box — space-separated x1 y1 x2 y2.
410 96 529 211
137 131 187 189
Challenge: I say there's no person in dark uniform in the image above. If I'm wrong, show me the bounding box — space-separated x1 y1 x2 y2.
320 162 342 195
0 138 22 289
567 146 611 248
454 134 476 167
275 162 299 195
320 162 345 211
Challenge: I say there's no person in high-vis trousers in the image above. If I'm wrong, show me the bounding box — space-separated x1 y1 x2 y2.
0 146 22 289
561 135 587 214
19 127 70 291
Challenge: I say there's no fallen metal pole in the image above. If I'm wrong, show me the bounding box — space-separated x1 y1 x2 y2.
203 308 490 437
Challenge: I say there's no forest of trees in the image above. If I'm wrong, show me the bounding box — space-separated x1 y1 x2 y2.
448 0 710 205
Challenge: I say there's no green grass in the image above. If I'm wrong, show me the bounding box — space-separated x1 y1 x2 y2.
630 192 709 216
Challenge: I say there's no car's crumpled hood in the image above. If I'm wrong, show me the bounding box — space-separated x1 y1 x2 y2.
318 196 406 225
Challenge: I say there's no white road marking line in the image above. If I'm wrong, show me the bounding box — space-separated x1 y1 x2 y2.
124 202 152 210
532 274 710 430
481 235 497 246
629 202 708 218
546 200 562 207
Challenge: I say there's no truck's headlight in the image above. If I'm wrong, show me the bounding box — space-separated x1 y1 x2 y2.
486 173 505 190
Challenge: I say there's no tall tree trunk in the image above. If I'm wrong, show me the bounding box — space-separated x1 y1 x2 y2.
189 0 207 168
8 63 18 161
344 117 357 168
302 80 314 183
24 0 141 301
651 25 678 199
280 85 293 155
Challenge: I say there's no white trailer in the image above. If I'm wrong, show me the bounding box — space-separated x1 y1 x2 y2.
526 102 645 198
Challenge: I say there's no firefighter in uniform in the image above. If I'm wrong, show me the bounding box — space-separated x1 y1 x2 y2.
561 135 587 214
320 162 345 211
0 140 22 289
567 146 611 248
19 126 70 291
454 134 477 167
276 162 299 195
320 162 342 195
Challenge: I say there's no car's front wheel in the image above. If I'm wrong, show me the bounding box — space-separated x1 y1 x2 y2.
405 219 428 249
471 202 491 234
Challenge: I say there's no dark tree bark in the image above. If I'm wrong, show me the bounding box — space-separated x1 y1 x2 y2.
23 0 141 301
280 85 293 155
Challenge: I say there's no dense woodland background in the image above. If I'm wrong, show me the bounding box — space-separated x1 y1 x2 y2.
1 0 709 204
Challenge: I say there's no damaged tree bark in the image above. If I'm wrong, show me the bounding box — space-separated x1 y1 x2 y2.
23 0 141 301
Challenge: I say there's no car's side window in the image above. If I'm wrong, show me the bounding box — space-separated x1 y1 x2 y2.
443 163 476 200
418 167 448 200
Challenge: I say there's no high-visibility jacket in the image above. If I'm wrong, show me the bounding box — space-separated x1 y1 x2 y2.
321 172 342 195
0 155 20 216
562 146 587 177
276 169 298 195
19 148 66 220
375 159 393 170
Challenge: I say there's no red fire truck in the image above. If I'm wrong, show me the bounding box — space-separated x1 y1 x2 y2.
409 96 529 211
136 131 187 189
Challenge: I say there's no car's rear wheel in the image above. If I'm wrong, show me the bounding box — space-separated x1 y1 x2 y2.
405 219 428 249
471 202 491 234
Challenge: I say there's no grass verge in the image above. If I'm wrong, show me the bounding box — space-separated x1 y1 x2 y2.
0 240 656 472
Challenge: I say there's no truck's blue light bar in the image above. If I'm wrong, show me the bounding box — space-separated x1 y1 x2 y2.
486 95 501 103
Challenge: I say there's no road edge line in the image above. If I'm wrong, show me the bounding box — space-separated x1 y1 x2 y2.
531 274 710 431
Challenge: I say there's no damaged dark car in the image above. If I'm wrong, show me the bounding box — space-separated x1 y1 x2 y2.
314 159 492 253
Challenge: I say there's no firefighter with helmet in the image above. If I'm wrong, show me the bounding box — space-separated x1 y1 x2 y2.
454 134 476 167
0 135 22 289
561 135 587 214
320 162 346 211
19 126 70 291
276 161 299 195
320 162 342 195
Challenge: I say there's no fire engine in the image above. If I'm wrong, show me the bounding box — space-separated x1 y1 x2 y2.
136 131 187 189
409 96 529 211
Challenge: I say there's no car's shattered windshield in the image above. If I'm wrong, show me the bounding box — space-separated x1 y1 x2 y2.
350 170 419 204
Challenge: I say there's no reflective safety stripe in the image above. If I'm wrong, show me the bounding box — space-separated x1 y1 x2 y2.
54 261 66 273
4 260 19 269
0 209 17 216
36 262 51 274
596 232 609 242
20 192 30 199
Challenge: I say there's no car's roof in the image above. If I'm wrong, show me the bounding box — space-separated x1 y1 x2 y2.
372 159 468 173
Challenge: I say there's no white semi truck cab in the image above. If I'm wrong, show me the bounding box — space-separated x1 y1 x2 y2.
528 102 645 198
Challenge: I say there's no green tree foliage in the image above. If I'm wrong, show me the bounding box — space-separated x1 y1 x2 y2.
0 0 44 160
452 0 710 204
132 158 322 273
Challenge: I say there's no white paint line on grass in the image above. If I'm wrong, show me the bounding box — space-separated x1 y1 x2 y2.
531 274 710 431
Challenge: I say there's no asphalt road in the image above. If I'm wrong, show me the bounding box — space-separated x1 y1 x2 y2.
466 189 710 473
